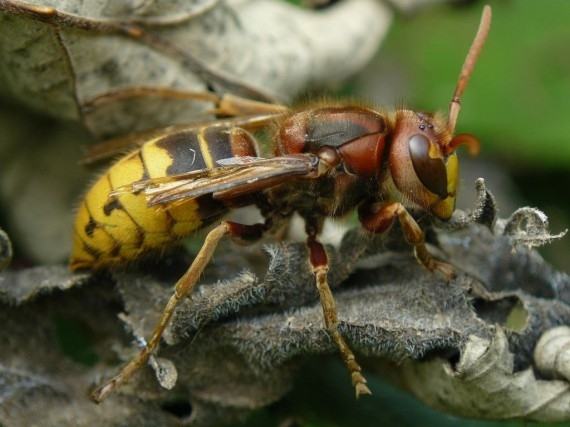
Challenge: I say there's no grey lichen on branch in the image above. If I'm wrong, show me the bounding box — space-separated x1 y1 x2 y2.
0 180 569 426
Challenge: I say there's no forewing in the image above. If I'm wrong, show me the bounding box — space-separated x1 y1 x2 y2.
113 155 318 206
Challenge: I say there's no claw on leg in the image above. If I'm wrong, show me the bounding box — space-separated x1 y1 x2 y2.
309 234 371 398
414 245 456 281
91 222 232 403
359 201 456 282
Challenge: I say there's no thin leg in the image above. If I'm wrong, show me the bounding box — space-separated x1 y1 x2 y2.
359 201 455 279
91 220 266 403
216 94 288 117
307 235 371 398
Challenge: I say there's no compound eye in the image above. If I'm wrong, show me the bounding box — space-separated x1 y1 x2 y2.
408 134 448 198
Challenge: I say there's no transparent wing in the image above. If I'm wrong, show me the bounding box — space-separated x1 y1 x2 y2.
112 154 318 206
81 112 285 166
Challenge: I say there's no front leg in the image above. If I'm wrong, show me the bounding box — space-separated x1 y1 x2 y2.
359 201 455 280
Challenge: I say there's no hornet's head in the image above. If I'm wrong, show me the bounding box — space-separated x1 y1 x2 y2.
385 5 491 220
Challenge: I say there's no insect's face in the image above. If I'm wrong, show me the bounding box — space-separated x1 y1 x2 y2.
388 110 458 220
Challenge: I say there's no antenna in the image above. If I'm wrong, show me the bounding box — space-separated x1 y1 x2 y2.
448 5 492 135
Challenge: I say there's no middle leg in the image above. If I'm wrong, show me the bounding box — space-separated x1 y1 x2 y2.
306 231 371 398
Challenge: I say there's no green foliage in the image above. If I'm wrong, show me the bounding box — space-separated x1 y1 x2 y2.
376 0 570 167
53 315 99 367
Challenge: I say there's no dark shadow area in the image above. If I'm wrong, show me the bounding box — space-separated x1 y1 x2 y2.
160 398 193 419
473 296 527 332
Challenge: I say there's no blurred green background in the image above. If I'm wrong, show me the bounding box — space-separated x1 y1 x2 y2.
242 1 570 426
373 0 570 166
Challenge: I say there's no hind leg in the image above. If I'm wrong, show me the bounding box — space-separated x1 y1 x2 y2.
91 220 267 402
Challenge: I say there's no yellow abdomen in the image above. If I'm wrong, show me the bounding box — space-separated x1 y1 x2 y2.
70 126 254 271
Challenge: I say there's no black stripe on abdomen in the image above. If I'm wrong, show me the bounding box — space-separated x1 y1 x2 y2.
156 131 207 175
203 126 233 163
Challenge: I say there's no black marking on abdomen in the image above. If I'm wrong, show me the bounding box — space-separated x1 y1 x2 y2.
156 131 206 175
138 151 150 180
203 126 233 162
83 243 100 258
84 218 96 237
75 230 101 260
105 175 145 247
85 201 120 250
103 196 123 216
110 245 121 257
